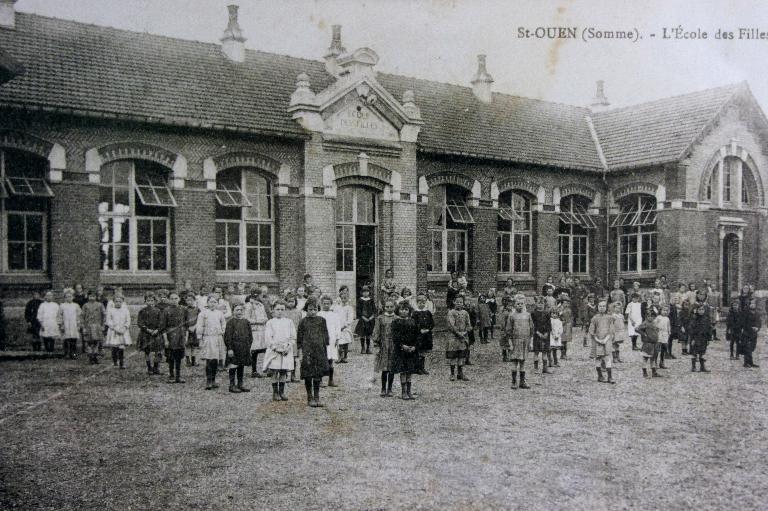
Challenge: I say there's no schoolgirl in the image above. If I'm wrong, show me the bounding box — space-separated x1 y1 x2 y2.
354 286 376 354
104 294 132 368
196 294 227 390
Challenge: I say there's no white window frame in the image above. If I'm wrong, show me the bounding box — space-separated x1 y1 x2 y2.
335 187 378 273
428 186 468 273
496 190 532 275
616 195 657 274
558 196 591 275
99 160 172 273
0 149 49 273
215 169 274 273
708 156 754 208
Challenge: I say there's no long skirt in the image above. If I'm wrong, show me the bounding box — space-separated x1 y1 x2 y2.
200 334 226 360
508 335 528 361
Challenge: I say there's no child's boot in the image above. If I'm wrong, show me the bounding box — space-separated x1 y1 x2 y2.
534 360 539 371
651 368 662 378
642 368 648 378
542 360 551 374
305 379 313 406
616 350 624 363
519 371 530 389
328 368 337 387
153 361 160 375
387 373 395 396
406 382 414 400
313 379 324 407
606 368 616 384
401 383 408 400
510 371 517 389
118 350 124 369
449 365 456 382
699 358 710 373
502 350 508 363
552 349 559 367
583 337 588 347
272 383 279 401
191 356 196 366
146 359 152 375
596 367 605 382
457 366 469 381
691 357 697 372
278 382 288 401
112 348 118 367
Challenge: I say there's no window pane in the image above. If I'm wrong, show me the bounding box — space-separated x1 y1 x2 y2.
26 215 43 241
8 242 25 269
153 220 166 244
114 188 131 213
153 246 167 270
343 250 353 271
500 253 510 273
248 248 260 271
113 161 132 186
216 222 227 245
259 223 271 247
137 219 151 244
227 247 239 270
114 244 129 270
7 214 24 242
27 243 43 270
216 247 227 270
259 248 271 271
99 186 114 213
138 245 152 270
247 223 259 246
227 222 240 244
336 249 344 271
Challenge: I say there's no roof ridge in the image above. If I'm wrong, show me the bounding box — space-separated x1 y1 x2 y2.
593 82 745 116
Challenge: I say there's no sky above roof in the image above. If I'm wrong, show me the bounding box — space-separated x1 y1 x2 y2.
14 0 768 112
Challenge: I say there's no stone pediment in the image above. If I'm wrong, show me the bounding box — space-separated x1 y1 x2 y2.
321 88 400 142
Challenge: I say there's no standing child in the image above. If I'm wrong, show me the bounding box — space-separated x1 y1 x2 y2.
391 301 419 400
137 292 164 376
162 292 188 384
104 295 132 368
531 300 552 374
688 303 712 373
25 291 43 351
477 294 492 344
499 300 513 362
667 295 680 359
611 301 626 363
582 293 597 347
381 268 397 310
245 294 268 378
196 295 227 390
297 298 330 407
332 286 355 364
81 290 106 364
372 299 397 396
37 291 61 353
283 294 304 382
726 301 741 360
59 288 82 359
184 294 200 367
318 295 341 387
654 305 671 370
73 284 87 353
355 286 376 355
588 301 616 383
446 295 471 382
549 309 563 367
559 297 573 360
625 293 643 351
195 284 211 312
636 308 661 378
412 292 434 375
740 300 761 369
223 304 253 394
263 301 296 401
487 288 498 340
506 298 533 389
464 292 478 366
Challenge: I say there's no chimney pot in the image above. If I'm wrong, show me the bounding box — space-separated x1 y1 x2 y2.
590 80 610 111
221 4 246 63
0 0 18 30
324 24 347 76
471 54 494 103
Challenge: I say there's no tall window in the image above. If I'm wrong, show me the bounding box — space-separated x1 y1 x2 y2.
723 157 734 202
0 148 53 272
215 168 274 272
558 195 595 274
427 184 472 273
496 190 531 273
611 194 657 273
708 156 757 207
99 160 175 272
335 186 377 272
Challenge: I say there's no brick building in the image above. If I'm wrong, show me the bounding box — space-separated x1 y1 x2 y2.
0 4 767 307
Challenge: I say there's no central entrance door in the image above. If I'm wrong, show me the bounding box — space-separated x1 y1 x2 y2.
335 186 378 306
722 233 739 306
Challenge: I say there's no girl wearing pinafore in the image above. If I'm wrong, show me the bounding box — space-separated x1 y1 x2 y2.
332 286 355 364
104 295 132 368
246 298 269 378
372 299 397 397
283 294 304 381
263 301 296 402
196 295 227 390
505 299 533 389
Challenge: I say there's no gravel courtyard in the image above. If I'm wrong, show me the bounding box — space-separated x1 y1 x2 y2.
0 328 766 510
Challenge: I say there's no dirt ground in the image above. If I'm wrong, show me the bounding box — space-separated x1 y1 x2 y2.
0 327 766 511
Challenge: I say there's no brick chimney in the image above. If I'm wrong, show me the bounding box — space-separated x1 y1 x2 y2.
471 54 494 103
221 4 246 63
0 0 18 30
590 80 610 111
324 25 346 76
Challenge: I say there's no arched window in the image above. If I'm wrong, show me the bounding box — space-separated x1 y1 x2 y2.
497 190 532 274
558 195 595 274
706 155 758 207
215 168 274 272
611 194 657 273
0 148 53 272
335 186 377 272
99 160 176 272
427 184 473 273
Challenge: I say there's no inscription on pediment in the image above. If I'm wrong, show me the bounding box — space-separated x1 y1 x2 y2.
324 102 399 141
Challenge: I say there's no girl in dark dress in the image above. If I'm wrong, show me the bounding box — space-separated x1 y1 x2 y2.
297 298 330 407
411 292 434 375
137 293 164 376
355 286 376 354
223 304 253 393
391 301 419 400
162 292 188 384
726 301 741 360
689 304 713 373
741 300 761 368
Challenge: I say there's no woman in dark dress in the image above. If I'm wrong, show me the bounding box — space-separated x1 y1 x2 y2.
297 298 330 407
391 301 420 400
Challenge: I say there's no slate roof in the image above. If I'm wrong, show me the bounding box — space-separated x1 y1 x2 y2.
0 47 22 84
0 13 754 172
591 83 744 170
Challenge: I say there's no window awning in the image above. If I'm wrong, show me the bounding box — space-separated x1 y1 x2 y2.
498 205 523 222
135 175 177 207
215 183 253 207
610 200 656 227
446 199 475 224
5 176 54 197
559 203 597 229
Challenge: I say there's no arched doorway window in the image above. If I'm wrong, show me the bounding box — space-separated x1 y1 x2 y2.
611 194 657 273
706 155 760 207
427 184 473 273
99 159 176 272
496 189 531 274
558 195 596 274
215 168 274 272
0 148 53 272
335 186 377 299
